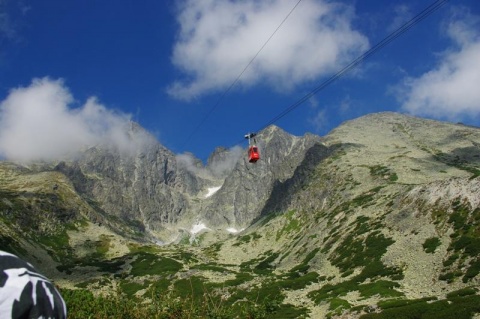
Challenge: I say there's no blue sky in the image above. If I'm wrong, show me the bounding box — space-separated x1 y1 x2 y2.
0 0 479 162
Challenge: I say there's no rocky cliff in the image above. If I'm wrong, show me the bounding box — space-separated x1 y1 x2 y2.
199 125 324 229
1 120 324 242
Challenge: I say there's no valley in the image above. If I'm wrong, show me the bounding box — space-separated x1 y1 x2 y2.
1 112 480 318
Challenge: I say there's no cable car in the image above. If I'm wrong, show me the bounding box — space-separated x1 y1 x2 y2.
248 145 260 163
245 132 260 163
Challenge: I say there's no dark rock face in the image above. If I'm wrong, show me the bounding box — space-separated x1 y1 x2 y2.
51 123 325 235
53 125 200 235
200 126 324 228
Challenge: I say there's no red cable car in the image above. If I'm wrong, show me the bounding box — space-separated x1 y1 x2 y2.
245 132 260 163
248 145 260 163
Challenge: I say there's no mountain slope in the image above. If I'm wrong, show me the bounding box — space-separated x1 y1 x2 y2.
1 112 480 318
211 112 480 317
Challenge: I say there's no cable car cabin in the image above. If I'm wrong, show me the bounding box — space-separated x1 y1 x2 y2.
248 145 260 163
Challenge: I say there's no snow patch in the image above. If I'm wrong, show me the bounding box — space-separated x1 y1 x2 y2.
204 186 221 198
226 227 244 233
191 222 210 234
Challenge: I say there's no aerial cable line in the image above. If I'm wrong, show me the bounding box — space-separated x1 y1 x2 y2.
254 0 450 134
182 0 303 149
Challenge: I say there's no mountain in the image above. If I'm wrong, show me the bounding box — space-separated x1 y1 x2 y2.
1 112 479 318
199 125 324 229
20 122 323 242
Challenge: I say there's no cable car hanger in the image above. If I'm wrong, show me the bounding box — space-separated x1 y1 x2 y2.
245 132 260 163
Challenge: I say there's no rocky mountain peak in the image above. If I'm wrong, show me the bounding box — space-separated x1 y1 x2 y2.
197 125 324 230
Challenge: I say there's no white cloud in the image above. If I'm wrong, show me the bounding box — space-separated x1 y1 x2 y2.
208 145 243 177
338 95 352 115
387 4 412 33
0 78 145 162
0 1 15 41
398 11 480 122
176 145 243 178
167 0 369 100
176 152 203 174
0 0 29 44
309 107 327 132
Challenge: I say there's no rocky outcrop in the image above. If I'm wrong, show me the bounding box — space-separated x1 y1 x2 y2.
199 126 324 228
49 123 325 236
3 112 480 244
53 124 200 237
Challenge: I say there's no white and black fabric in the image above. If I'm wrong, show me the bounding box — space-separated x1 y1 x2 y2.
0 251 66 319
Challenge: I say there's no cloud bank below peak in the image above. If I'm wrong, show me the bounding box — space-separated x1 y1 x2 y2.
167 0 369 100
0 78 151 162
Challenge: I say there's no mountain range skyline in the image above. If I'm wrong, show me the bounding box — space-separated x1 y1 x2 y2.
0 0 479 162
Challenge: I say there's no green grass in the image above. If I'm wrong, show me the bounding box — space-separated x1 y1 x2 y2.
61 286 276 319
89 257 127 273
377 297 437 310
328 298 351 318
227 277 309 318
463 259 480 283
61 276 307 319
233 232 262 246
280 271 319 290
142 272 311 319
309 220 403 305
357 280 403 298
202 242 222 259
145 277 171 294
276 210 301 241
172 276 207 301
329 229 397 278
127 243 161 254
446 287 477 298
190 263 231 273
288 248 320 275
129 252 183 277
254 251 280 274
240 250 282 276
440 200 480 283
350 187 384 209
360 294 480 319
423 237 441 253
36 228 74 262
171 251 198 264
221 272 254 287
368 165 398 183
120 281 147 297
